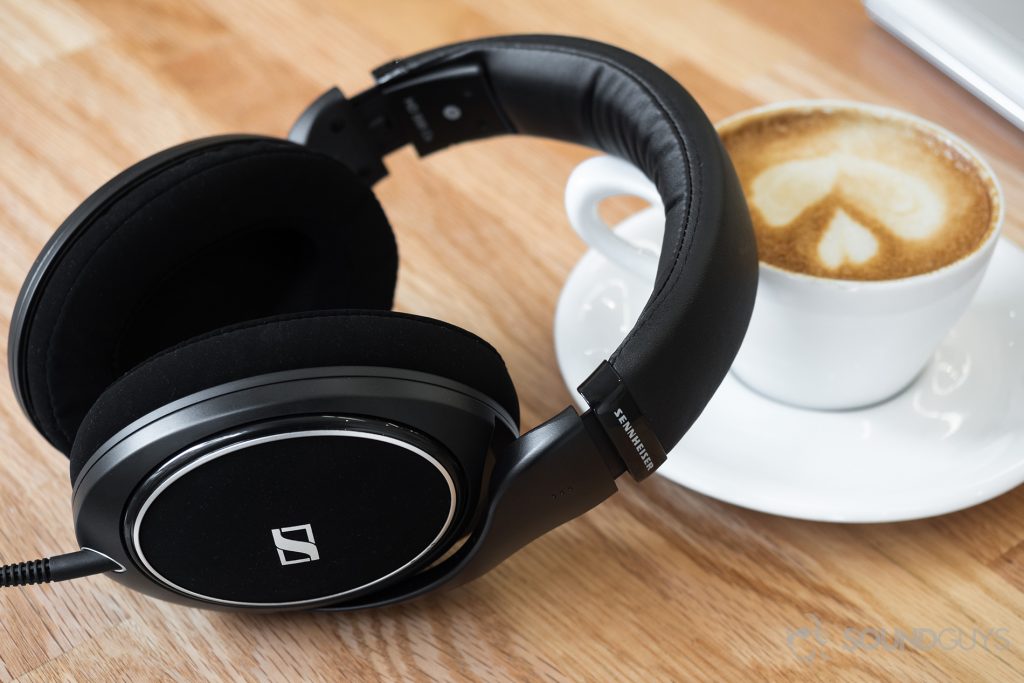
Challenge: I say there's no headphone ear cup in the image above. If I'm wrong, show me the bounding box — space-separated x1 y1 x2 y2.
15 137 398 455
73 311 519 608
70 310 519 484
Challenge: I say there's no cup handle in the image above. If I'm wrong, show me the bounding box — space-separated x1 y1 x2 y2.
564 156 664 279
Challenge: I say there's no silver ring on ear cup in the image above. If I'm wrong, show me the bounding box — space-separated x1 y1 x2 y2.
127 423 458 608
72 366 515 610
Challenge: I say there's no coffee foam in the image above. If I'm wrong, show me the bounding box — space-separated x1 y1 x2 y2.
720 108 996 280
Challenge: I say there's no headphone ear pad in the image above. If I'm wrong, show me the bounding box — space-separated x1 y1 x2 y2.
70 310 520 483
16 137 398 455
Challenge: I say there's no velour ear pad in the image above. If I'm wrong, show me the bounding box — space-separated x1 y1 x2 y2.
21 137 398 455
69 310 519 482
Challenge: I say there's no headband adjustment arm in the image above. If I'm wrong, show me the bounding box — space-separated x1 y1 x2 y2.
371 59 513 157
579 361 668 481
290 60 511 186
289 87 394 184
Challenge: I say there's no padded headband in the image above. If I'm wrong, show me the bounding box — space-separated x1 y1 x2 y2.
324 35 758 474
0 35 759 614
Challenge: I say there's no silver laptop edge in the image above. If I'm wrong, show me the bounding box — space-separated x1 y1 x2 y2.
864 0 1024 131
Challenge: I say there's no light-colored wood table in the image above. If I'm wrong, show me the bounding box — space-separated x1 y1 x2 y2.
1 1 1022 681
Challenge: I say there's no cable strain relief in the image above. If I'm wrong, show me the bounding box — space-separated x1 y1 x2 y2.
0 558 51 586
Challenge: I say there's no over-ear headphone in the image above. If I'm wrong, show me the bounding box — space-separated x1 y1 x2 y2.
3 35 757 611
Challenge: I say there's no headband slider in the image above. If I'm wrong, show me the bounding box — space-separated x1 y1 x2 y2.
578 362 667 481
372 59 512 157
291 60 511 186
289 86 392 184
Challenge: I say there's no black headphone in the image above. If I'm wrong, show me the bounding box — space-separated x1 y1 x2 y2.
4 35 757 611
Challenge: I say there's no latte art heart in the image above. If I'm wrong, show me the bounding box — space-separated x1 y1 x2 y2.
750 153 946 269
818 209 878 268
721 109 995 280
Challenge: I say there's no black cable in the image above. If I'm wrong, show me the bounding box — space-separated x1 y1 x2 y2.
0 548 120 587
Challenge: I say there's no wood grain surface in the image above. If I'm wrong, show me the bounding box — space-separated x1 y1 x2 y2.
1 0 1023 681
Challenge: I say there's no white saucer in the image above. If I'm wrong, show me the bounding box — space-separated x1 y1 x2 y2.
555 207 1024 522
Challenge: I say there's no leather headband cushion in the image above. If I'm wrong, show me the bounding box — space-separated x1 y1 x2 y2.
22 137 398 455
378 36 758 451
69 310 519 483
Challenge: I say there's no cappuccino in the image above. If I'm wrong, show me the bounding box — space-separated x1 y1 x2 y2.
721 107 997 280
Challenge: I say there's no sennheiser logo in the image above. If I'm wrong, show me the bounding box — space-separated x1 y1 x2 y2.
403 96 434 143
613 407 655 472
271 523 320 566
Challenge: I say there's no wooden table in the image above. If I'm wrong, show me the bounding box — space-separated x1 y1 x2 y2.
1 1 1022 680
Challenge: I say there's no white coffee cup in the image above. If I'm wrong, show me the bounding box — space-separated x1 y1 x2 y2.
565 101 1004 410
